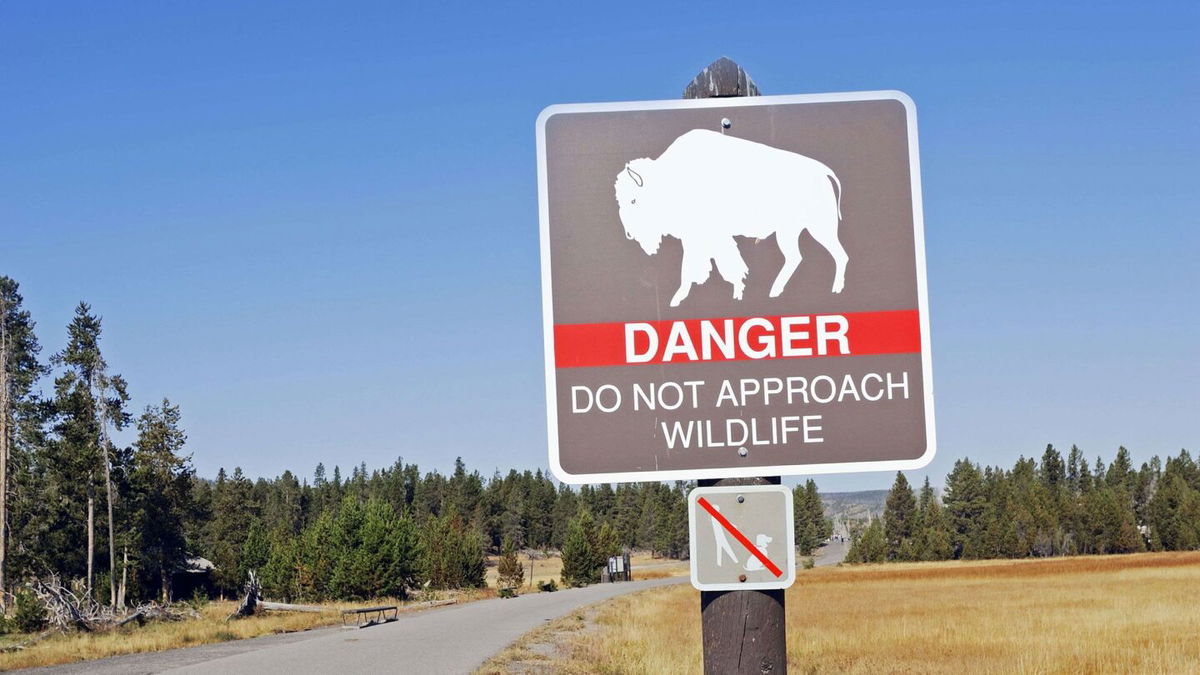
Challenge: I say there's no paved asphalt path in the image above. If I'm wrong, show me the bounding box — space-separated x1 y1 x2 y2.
814 538 849 567
32 576 686 675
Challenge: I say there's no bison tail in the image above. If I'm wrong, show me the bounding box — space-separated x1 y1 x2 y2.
828 173 843 221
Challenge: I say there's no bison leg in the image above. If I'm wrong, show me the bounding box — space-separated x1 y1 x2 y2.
712 239 749 301
771 233 803 298
809 226 849 293
671 247 711 307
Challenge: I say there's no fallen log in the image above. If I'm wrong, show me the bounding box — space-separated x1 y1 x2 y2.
409 598 457 609
259 601 324 613
0 630 54 653
115 611 146 628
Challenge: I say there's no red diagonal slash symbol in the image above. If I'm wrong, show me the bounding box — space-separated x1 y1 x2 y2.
697 496 784 578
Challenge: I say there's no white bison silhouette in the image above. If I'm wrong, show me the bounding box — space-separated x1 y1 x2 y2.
614 129 847 307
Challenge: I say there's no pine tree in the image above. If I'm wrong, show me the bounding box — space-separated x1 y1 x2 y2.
561 510 598 587
1107 447 1135 493
1041 445 1065 488
497 536 524 591
526 471 556 550
806 480 831 542
1147 464 1200 551
976 467 1018 558
205 467 257 595
50 302 131 603
363 498 418 598
264 470 304 536
551 484 577 549
296 509 337 599
261 524 299 600
241 519 270 587
1132 460 1158 531
656 483 690 559
915 477 953 560
417 513 485 590
595 521 620 566
127 399 193 602
883 472 917 560
612 484 641 550
793 480 828 555
943 459 986 558
793 487 818 555
0 277 46 607
499 496 525 551
458 526 486 589
329 496 366 599
846 518 886 563
1039 446 1072 555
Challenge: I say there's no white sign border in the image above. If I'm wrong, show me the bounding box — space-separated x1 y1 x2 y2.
537 90 936 484
687 485 796 592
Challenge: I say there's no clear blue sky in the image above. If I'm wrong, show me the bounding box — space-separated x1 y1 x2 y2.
3 2 1196 491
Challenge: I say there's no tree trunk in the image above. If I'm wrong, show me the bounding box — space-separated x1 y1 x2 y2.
94 370 117 608
86 489 94 597
103 447 116 607
117 547 127 609
0 295 8 614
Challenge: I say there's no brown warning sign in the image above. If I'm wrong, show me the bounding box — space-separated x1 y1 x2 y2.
537 91 935 483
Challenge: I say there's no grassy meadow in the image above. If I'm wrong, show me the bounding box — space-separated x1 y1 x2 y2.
532 551 1200 674
0 599 340 670
0 592 494 671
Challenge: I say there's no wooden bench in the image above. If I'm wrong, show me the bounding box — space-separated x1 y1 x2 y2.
341 605 399 629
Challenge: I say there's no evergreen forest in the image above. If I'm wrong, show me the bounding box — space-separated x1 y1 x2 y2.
2 276 1197 610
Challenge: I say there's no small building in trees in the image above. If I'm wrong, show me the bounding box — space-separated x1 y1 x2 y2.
170 557 216 601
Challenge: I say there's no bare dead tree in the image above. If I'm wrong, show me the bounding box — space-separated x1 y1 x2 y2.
18 575 197 642
91 369 118 608
230 570 261 619
0 291 9 613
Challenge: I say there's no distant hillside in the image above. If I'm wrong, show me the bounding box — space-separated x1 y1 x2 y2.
821 490 888 533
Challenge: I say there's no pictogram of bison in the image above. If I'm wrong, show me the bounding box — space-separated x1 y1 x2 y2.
614 129 848 307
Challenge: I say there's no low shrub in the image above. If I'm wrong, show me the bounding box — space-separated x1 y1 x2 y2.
189 587 210 611
14 589 46 633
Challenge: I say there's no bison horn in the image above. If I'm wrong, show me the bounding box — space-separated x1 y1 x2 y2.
626 165 644 188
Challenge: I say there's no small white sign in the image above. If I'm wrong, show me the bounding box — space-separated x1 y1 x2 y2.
688 484 795 591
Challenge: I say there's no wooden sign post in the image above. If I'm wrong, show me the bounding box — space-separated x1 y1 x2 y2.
537 53 934 674
685 57 788 675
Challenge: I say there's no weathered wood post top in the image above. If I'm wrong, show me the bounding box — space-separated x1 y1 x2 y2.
683 56 761 99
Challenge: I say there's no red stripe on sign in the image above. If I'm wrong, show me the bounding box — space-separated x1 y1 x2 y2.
697 496 783 578
554 309 920 369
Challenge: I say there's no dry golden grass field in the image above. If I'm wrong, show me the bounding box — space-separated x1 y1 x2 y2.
0 600 339 670
0 592 491 671
525 551 1200 674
